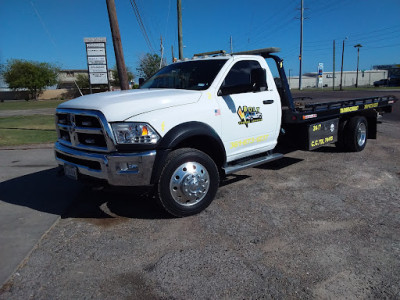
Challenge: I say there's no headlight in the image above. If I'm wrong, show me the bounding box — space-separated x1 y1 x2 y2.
111 122 160 144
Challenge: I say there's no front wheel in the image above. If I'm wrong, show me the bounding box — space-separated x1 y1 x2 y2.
157 148 219 217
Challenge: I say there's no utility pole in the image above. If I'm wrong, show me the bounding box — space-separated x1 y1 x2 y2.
333 40 335 90
177 0 183 60
354 44 362 88
230 36 233 54
340 38 347 91
106 0 129 90
171 45 175 62
299 0 304 90
160 35 164 69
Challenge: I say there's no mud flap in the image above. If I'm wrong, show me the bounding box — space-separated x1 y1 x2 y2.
308 118 339 150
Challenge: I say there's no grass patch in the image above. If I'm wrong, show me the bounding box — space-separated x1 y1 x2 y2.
0 129 57 146
0 115 57 146
0 115 55 129
0 100 65 111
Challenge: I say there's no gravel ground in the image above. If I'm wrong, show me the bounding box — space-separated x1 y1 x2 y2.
0 92 399 299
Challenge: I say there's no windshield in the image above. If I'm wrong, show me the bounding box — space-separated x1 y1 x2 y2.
140 59 228 90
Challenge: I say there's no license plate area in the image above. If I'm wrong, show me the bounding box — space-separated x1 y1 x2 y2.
64 164 78 180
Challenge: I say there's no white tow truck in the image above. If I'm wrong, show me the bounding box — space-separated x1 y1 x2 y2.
55 48 398 217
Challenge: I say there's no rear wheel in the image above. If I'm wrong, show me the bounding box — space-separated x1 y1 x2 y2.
157 148 219 217
344 116 368 152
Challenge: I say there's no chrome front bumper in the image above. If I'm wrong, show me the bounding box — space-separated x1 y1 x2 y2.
54 142 156 186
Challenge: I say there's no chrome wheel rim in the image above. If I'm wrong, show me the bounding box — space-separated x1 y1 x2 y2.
357 122 367 147
169 162 210 206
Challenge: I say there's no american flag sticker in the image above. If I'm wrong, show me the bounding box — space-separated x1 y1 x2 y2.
215 109 221 116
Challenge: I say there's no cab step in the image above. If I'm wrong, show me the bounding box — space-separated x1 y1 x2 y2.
223 153 283 175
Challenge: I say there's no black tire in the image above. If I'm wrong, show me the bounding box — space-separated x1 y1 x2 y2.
344 116 368 152
157 148 219 217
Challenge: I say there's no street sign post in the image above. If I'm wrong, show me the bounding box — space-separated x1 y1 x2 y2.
317 63 324 88
84 37 110 93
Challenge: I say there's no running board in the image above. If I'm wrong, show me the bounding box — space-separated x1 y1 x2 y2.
223 153 283 175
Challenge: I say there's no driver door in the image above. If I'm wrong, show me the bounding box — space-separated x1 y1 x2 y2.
216 59 279 162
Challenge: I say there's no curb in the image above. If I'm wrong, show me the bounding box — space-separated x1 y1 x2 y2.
0 143 54 151
0 217 61 290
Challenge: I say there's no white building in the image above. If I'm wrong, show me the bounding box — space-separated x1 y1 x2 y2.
287 70 388 89
58 69 115 89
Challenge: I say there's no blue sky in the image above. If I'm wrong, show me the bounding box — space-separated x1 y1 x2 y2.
1 0 399 77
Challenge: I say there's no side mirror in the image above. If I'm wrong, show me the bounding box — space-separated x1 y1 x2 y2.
251 68 267 92
139 78 145 87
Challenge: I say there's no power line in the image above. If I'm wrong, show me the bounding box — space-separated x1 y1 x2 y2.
249 17 297 49
130 0 154 52
164 0 172 47
237 1 298 51
253 6 294 40
362 43 400 50
129 0 155 53
306 0 347 19
303 24 400 48
351 31 400 45
30 1 58 49
303 46 331 52
347 24 400 39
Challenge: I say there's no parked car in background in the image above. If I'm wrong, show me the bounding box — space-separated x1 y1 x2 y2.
374 79 388 87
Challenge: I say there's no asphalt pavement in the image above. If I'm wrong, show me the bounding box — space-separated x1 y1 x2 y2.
0 146 80 286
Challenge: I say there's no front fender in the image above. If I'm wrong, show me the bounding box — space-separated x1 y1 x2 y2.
158 121 225 153
150 122 227 184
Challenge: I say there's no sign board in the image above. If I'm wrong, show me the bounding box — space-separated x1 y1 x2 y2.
87 56 107 65
87 48 106 56
86 43 105 48
84 37 109 88
90 73 108 84
317 63 323 87
89 65 107 73
84 37 106 43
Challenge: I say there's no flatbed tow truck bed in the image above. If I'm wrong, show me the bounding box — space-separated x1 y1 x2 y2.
282 92 397 124
291 90 399 103
265 53 398 126
278 89 398 150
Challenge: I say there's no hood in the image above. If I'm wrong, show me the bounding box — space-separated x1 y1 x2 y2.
58 89 202 122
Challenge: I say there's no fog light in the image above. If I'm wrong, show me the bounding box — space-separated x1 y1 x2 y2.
117 163 139 174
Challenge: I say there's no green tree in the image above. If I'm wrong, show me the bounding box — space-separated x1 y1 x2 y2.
75 73 90 89
2 59 59 100
137 53 167 80
111 65 134 87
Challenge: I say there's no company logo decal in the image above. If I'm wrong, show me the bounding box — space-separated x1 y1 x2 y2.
340 105 359 114
364 103 378 109
230 134 269 149
237 106 263 127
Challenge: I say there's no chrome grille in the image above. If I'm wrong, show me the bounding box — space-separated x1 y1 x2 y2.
55 109 115 152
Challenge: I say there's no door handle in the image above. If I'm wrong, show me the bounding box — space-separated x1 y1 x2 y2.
263 100 274 104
